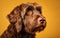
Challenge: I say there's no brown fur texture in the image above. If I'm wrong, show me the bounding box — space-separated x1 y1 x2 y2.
0 2 46 38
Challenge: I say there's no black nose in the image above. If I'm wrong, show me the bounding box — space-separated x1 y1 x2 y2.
40 19 45 23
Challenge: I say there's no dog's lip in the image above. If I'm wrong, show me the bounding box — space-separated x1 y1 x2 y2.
32 24 46 32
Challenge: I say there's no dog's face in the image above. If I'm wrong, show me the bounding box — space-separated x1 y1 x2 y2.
24 6 46 33
7 3 46 34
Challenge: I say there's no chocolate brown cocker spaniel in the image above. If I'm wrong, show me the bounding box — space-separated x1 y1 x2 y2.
0 2 46 38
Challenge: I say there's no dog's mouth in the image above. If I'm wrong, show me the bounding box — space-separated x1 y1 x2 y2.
32 23 46 33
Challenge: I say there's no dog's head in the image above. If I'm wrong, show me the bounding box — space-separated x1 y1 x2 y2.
7 2 46 34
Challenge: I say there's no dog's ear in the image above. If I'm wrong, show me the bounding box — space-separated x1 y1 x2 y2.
7 6 22 33
7 6 21 23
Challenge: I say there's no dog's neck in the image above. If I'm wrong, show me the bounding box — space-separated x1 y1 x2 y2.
17 30 36 38
16 24 36 38
16 22 36 38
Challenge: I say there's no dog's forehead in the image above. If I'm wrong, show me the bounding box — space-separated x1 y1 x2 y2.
20 2 40 9
33 10 40 14
20 3 41 18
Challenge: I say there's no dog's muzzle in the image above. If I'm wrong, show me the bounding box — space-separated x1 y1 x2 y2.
32 17 46 32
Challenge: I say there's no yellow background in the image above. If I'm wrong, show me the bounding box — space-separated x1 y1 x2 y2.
0 0 60 38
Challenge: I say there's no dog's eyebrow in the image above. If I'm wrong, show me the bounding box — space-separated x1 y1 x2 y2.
24 6 34 16
26 6 34 12
36 6 42 14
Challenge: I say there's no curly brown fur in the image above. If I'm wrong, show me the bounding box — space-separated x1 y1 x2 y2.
0 2 46 38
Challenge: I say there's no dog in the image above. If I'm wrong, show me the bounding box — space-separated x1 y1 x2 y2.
0 2 46 38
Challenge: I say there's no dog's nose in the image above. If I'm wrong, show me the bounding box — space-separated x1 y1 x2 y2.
40 19 45 24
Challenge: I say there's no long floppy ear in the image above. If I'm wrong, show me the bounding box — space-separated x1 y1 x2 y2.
7 6 22 33
7 6 20 23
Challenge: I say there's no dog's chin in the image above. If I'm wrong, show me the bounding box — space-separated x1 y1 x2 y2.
26 23 46 34
26 26 46 34
31 24 46 33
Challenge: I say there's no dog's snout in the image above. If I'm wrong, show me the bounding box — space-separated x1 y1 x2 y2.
38 17 46 24
40 19 45 23
40 19 45 22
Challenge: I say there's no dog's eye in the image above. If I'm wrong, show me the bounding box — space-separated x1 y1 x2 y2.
36 7 42 14
25 6 34 16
